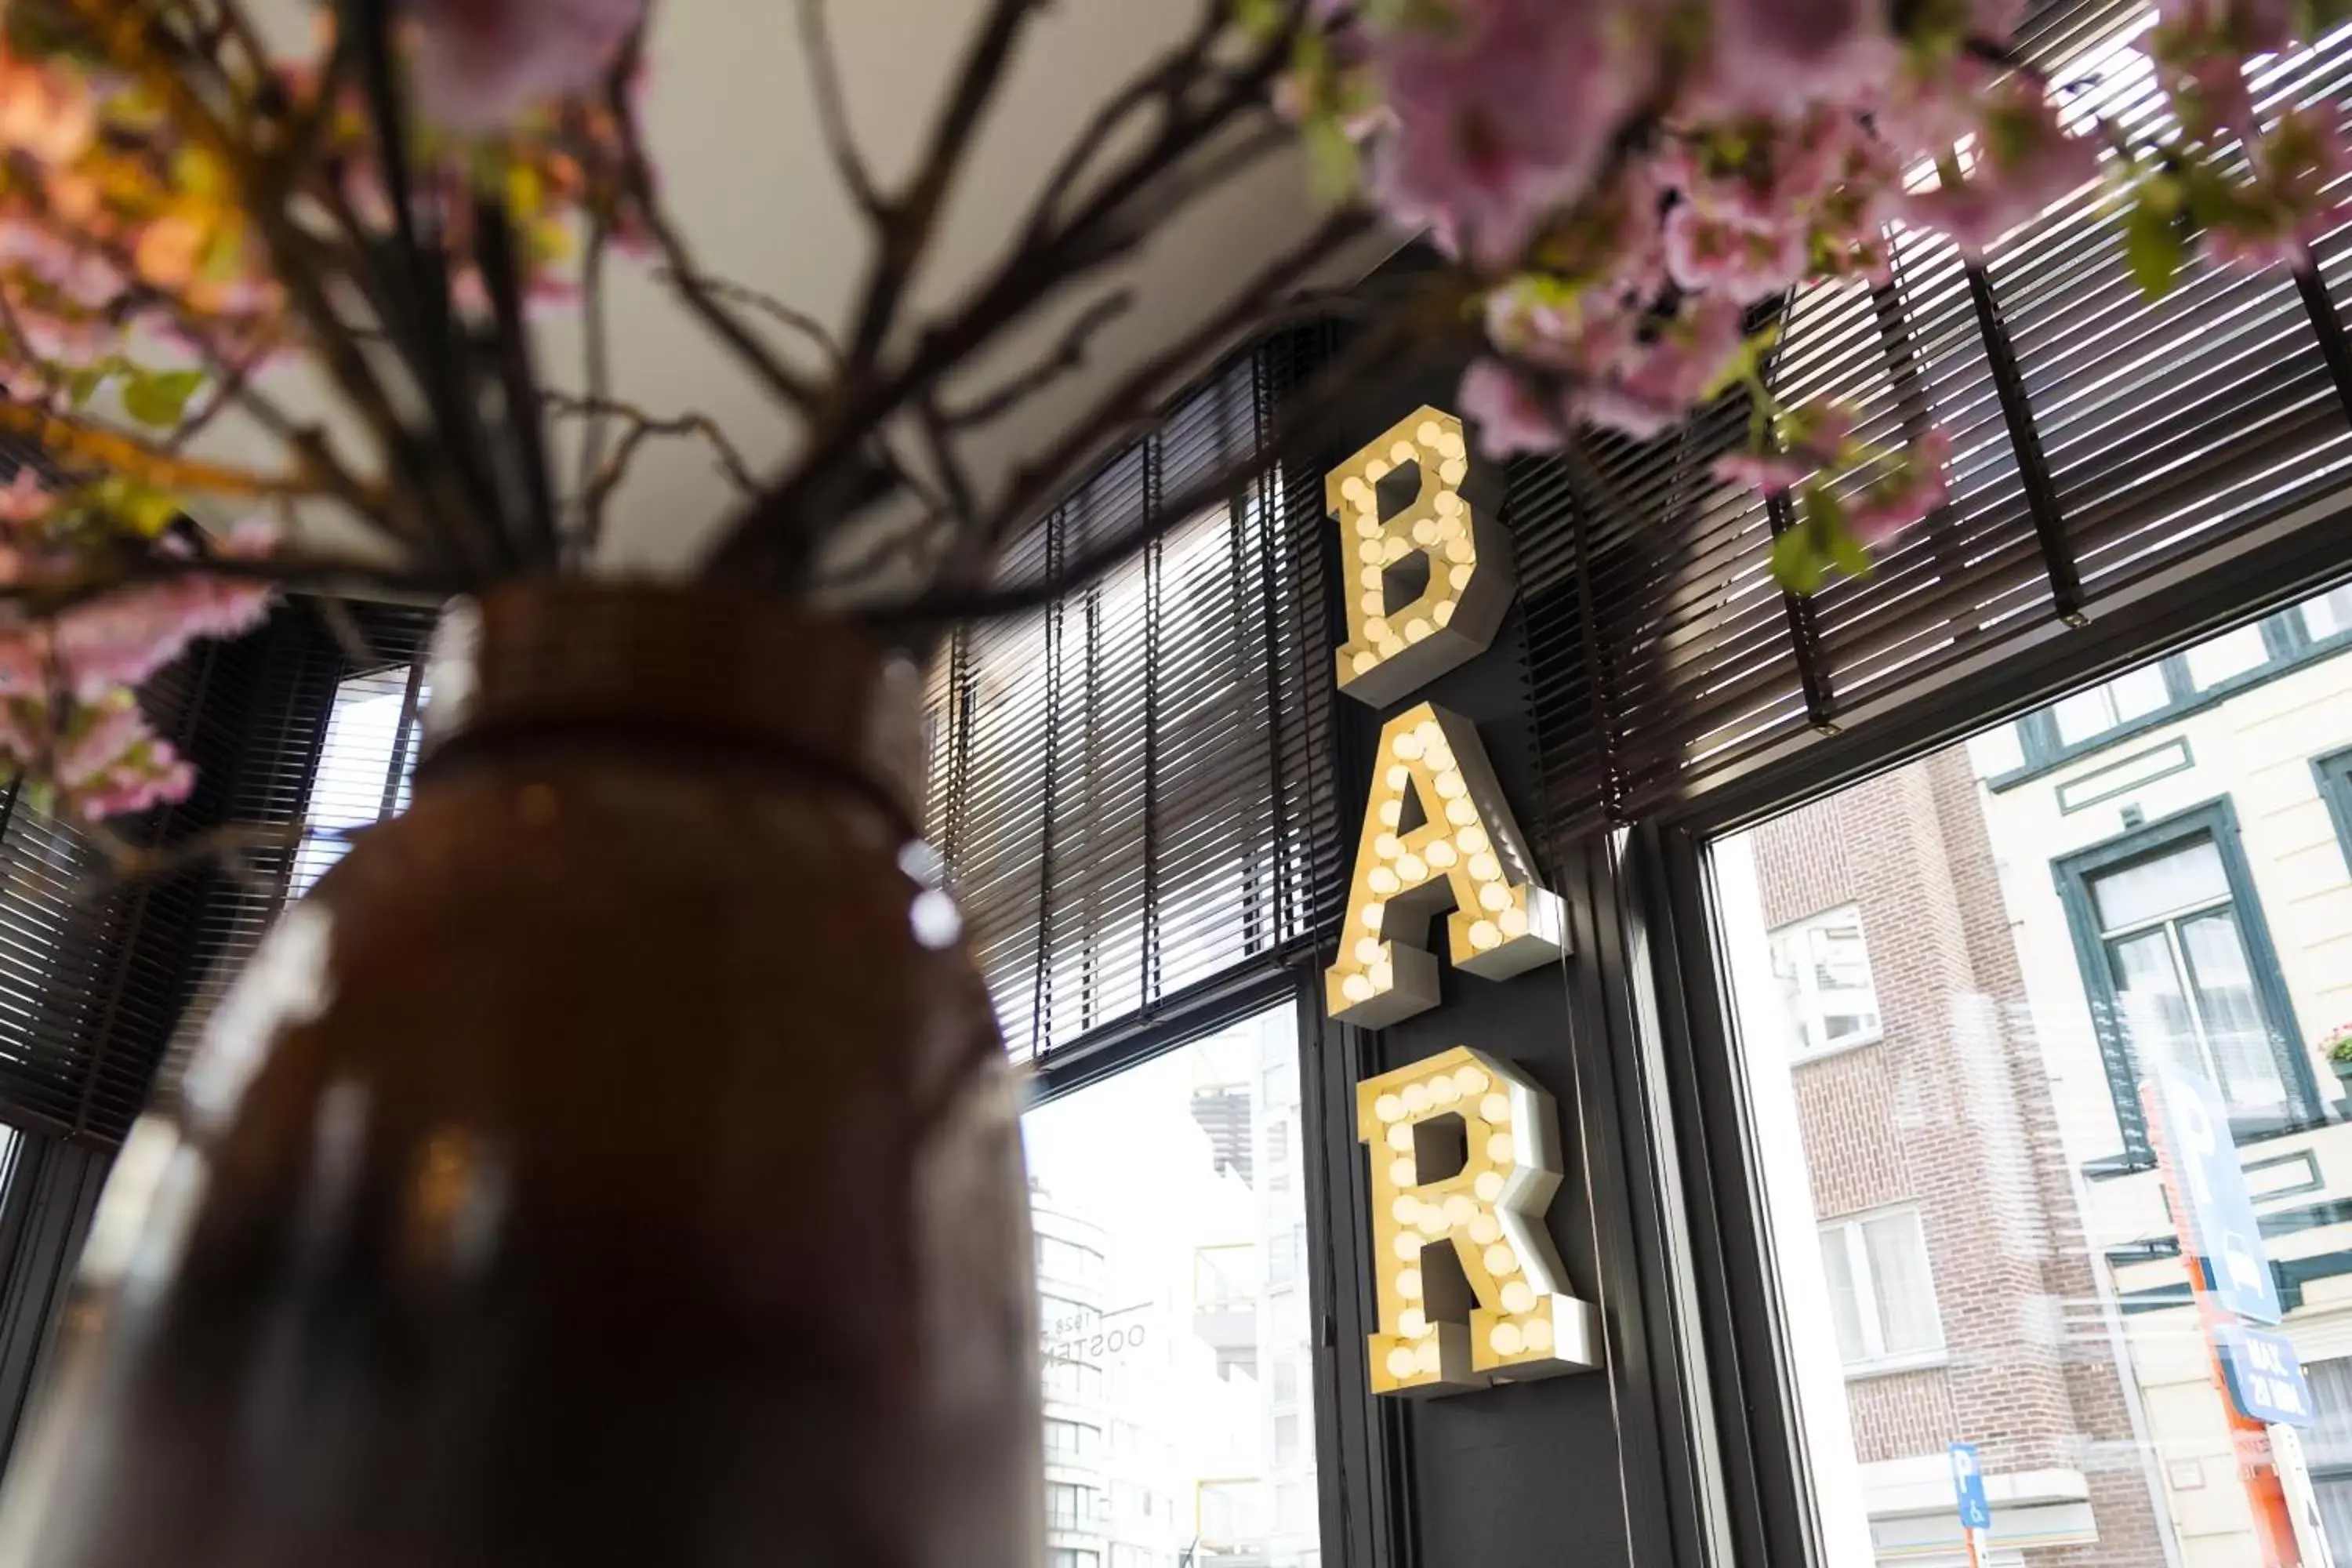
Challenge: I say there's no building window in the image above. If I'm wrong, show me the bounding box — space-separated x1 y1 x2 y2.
1768 906 1883 1058
2185 623 2272 691
1265 1119 1290 1193
1039 1234 1103 1283
2056 804 2312 1138
1043 1356 1102 1403
1273 1412 1301 1465
1110 1548 1154 1568
289 664 427 897
1044 1418 1100 1460
2051 663 2172 747
1047 1484 1098 1532
1818 1209 1944 1372
2307 1359 2352 1559
1051 1552 1100 1568
2299 583 2352 643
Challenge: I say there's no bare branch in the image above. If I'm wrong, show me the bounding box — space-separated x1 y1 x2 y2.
871 263 1475 635
572 213 617 563
798 0 883 217
544 391 760 547
608 63 823 416
975 206 1376 559
662 270 844 371
706 0 1312 580
78 821 307 902
842 0 1051 375
938 289 1134 430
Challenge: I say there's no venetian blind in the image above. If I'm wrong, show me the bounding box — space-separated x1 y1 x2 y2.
924 339 1341 1065
153 603 437 1105
0 621 273 1145
1516 0 2352 851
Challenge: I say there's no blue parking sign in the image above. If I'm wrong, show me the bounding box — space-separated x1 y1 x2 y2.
2219 1323 2317 1428
2151 1067 2282 1325
1950 1442 1991 1533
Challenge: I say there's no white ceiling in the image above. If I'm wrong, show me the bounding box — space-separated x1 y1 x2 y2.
214 2 1390 579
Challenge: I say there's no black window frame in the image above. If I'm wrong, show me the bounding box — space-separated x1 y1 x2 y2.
2050 797 2318 1163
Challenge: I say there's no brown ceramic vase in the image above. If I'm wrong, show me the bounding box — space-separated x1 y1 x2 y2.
0 583 1041 1567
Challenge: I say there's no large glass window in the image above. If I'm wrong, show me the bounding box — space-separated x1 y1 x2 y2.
1025 1002 1319 1568
1711 611 2352 1565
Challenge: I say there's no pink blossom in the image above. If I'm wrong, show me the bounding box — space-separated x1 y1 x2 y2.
1688 0 1895 120
1663 203 1811 296
1458 358 1566 457
405 0 646 131
2205 106 2352 269
1902 78 2102 252
1846 428 1955 544
1712 402 1860 495
1370 0 1655 268
0 471 53 525
50 573 275 700
1575 295 1748 439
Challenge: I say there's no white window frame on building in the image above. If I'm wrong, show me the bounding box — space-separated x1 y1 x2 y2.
1768 905 1885 1061
1818 1207 1945 1376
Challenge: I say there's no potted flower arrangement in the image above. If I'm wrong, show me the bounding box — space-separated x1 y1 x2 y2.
2327 1025 2352 1096
0 1 2330 1563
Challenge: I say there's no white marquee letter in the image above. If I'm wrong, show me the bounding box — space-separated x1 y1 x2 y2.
1359 1046 1599 1396
1328 407 1515 707
1325 703 1566 1027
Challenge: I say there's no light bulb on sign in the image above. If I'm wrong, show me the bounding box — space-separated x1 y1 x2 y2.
1324 702 1568 1028
1324 407 1517 707
1354 1044 1599 1396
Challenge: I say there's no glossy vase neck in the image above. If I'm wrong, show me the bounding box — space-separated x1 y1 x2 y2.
418 580 927 827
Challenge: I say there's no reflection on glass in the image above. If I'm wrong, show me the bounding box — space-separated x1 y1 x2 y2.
1025 1003 1319 1568
1713 604 2352 1564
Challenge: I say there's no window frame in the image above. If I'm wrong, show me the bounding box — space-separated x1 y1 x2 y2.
2051 797 2316 1160
1816 1206 1947 1377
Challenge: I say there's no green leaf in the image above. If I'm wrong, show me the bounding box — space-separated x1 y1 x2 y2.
64 365 107 408
1828 525 1875 582
2124 188 2187 299
122 368 204 429
1305 116 1360 205
1231 0 1283 38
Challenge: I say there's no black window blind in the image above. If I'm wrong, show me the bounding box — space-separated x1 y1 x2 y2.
924 339 1341 1065
1516 0 2352 852
0 615 282 1145
151 604 437 1108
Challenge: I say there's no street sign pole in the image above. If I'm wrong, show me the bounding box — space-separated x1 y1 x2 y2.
1950 1443 1993 1567
2143 1078 2302 1568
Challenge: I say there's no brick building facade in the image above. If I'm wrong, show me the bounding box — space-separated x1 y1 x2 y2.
1752 750 2168 1567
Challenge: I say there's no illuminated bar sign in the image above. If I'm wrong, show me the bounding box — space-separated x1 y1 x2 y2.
1324 408 1599 1396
